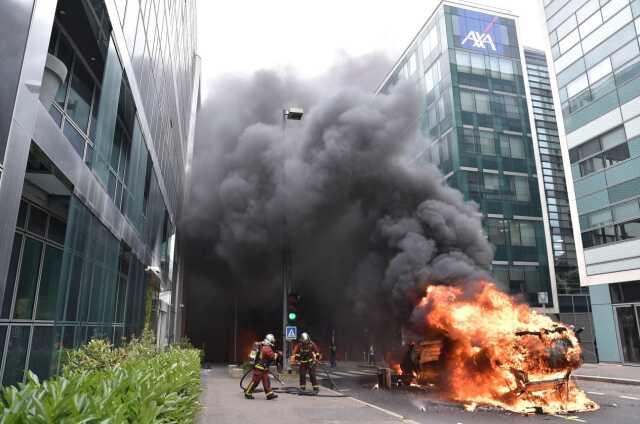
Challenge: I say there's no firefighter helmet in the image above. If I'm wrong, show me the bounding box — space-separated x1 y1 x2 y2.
300 332 310 342
264 334 276 346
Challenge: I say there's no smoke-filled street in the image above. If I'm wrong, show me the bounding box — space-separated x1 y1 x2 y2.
314 367 640 424
3 0 640 421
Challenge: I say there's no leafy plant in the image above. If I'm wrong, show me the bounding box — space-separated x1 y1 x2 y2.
1 343 202 423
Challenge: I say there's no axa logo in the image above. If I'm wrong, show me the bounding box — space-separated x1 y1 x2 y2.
461 31 497 51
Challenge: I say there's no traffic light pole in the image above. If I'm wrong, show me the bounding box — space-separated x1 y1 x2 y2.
282 250 287 371
280 108 303 372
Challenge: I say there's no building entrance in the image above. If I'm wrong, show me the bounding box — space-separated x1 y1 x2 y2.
615 304 640 364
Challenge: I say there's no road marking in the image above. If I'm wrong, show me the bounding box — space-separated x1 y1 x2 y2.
551 415 586 423
323 385 417 423
349 370 378 375
620 395 639 400
586 391 605 395
333 371 356 377
322 374 343 379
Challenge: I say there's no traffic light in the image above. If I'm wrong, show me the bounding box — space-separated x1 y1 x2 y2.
287 293 299 324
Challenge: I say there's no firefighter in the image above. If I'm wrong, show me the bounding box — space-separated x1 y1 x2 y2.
244 334 279 400
293 332 320 393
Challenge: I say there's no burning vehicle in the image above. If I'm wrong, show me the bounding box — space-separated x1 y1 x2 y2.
390 280 598 415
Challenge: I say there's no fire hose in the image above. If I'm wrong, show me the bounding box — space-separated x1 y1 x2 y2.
239 363 349 398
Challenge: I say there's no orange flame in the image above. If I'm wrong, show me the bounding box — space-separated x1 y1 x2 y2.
418 281 598 414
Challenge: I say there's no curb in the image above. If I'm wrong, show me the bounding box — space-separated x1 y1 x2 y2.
573 375 640 386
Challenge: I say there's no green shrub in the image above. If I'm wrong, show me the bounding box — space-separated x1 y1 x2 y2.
0 346 201 423
62 327 158 376
62 339 127 375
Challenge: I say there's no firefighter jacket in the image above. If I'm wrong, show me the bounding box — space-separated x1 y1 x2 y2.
293 341 319 364
255 344 277 370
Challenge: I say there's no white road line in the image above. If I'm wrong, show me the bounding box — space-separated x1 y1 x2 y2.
586 391 605 395
322 374 343 379
323 385 418 423
349 370 378 375
333 372 356 377
620 395 640 400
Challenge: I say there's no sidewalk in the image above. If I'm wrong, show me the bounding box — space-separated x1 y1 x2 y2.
197 366 412 424
573 363 640 386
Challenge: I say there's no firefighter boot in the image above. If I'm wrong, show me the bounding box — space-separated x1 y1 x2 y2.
313 385 320 395
244 382 255 399
266 391 278 400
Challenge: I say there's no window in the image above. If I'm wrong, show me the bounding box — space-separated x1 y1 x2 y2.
408 53 417 75
66 64 94 132
579 10 602 37
479 131 496 156
456 51 471 68
499 59 514 80
484 173 500 191
462 128 476 153
570 137 602 162
471 53 485 74
573 128 630 177
13 238 43 319
501 134 526 159
424 61 441 93
461 91 475 112
422 26 438 60
566 74 589 97
588 58 612 84
509 176 530 202
603 143 630 166
460 90 490 114
475 92 490 114
579 155 605 176
511 221 537 247
582 218 640 247
487 219 507 245
559 29 580 54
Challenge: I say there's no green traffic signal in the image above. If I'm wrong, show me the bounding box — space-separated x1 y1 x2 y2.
288 312 297 321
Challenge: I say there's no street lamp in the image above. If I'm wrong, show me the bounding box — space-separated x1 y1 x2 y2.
281 107 303 372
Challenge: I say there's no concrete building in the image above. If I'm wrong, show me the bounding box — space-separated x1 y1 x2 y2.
542 0 640 364
376 1 586 331
0 0 200 385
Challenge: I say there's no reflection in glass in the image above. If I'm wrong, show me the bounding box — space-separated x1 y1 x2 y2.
1 235 23 318
35 246 63 320
27 326 56 380
3 326 30 386
13 238 43 319
66 64 94 131
616 306 640 363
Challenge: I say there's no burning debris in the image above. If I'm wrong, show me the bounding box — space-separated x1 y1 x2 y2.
391 281 598 415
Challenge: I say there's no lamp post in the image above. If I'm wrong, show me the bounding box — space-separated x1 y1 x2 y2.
281 107 303 371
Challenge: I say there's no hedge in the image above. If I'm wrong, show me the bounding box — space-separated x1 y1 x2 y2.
0 340 201 423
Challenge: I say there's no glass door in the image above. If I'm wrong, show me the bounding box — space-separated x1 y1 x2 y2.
615 305 640 364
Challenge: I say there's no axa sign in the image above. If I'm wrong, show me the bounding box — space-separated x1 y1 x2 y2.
461 31 497 51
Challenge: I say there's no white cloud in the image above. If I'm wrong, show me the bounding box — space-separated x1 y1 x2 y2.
196 0 547 96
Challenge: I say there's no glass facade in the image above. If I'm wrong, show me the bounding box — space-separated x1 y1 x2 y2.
544 0 640 363
0 0 197 385
524 48 597 362
545 0 640 250
378 4 554 307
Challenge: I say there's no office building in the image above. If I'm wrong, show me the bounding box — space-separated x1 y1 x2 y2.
542 0 640 364
377 2 563 318
523 48 596 361
0 0 200 385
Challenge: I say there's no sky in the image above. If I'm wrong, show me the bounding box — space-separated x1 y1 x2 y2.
196 0 548 97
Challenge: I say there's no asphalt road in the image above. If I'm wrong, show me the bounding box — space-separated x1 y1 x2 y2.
318 365 640 424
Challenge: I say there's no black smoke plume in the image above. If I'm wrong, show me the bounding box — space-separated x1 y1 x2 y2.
183 54 495 361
